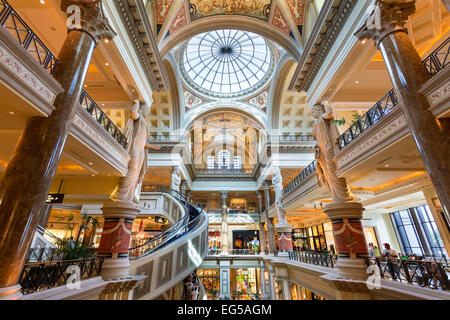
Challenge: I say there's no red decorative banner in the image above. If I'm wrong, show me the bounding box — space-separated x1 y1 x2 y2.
278 232 293 251
98 219 133 258
332 218 368 258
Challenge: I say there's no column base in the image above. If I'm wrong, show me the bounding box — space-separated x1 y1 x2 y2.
335 257 369 281
101 258 132 281
0 284 23 300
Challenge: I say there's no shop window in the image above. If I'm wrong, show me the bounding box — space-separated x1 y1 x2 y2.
391 209 424 255
233 156 241 169
207 156 215 169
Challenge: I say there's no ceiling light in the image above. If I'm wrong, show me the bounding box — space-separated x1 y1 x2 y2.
105 63 109 67
91 174 96 177
362 40 367 44
40 0 45 4
84 84 88 87
385 164 390 167
89 162 94 165
355 80 359 84
104 39 109 44
9 111 15 115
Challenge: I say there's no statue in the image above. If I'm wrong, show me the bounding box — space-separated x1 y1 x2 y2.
171 167 181 193
312 102 355 203
111 100 150 204
272 166 288 225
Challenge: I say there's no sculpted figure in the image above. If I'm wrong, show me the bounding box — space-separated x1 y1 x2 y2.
272 166 288 225
111 100 150 204
171 167 181 193
312 103 355 203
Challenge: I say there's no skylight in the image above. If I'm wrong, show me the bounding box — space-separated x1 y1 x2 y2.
181 29 274 98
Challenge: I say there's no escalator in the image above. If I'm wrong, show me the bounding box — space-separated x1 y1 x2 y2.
128 186 209 300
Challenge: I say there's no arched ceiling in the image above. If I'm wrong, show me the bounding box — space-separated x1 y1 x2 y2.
149 0 306 58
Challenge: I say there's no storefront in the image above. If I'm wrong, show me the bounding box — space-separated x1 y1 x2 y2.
232 230 259 252
290 283 327 300
291 222 335 252
197 267 263 300
208 230 221 250
230 268 261 300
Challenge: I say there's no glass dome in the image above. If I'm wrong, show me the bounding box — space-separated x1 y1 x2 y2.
181 30 274 98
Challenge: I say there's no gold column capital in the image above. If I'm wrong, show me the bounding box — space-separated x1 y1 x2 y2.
61 0 116 44
355 0 416 47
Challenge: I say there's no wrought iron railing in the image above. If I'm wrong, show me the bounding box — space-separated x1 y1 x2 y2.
27 247 98 263
422 37 449 77
19 257 104 295
79 90 128 149
289 251 337 268
129 185 204 259
338 36 449 150
0 0 59 74
282 160 317 197
337 89 399 149
365 257 450 291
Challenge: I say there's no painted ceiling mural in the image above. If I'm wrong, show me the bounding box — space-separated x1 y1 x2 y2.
156 0 306 42
189 0 272 21
155 0 175 24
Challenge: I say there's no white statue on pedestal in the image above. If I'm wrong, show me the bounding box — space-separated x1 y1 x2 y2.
312 102 355 203
272 166 288 226
171 166 181 193
111 99 150 204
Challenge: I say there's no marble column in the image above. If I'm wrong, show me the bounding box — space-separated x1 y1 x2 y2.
324 202 369 280
264 183 277 255
221 191 229 254
257 191 267 255
267 266 277 300
0 1 115 297
356 0 450 214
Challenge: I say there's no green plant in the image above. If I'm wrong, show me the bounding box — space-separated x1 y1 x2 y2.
333 118 346 126
54 212 97 260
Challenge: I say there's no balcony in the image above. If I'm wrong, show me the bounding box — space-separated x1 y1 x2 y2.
337 37 449 151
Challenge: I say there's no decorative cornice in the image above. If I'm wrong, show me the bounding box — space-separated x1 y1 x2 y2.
289 0 357 92
114 0 169 91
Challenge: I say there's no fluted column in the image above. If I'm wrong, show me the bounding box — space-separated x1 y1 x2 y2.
0 1 115 298
264 183 276 255
221 191 229 254
257 191 266 255
356 0 450 214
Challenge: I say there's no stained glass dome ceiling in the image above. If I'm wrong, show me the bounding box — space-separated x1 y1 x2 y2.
181 30 274 99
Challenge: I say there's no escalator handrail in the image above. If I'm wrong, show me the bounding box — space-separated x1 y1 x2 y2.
129 186 204 259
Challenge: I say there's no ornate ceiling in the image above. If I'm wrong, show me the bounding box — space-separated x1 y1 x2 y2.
151 0 306 45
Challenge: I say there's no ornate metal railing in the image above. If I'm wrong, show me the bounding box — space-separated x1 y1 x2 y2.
282 160 317 197
79 90 128 149
267 135 315 143
337 89 399 149
365 257 450 291
289 251 337 268
338 36 449 150
27 247 98 263
0 0 59 74
19 257 104 295
422 37 449 77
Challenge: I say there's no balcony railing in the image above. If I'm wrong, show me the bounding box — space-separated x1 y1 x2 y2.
422 37 449 77
195 167 253 175
0 0 59 74
79 90 128 149
282 160 317 197
267 135 315 143
289 251 337 268
19 257 104 295
337 89 399 149
365 257 450 291
337 36 449 150
148 135 184 143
